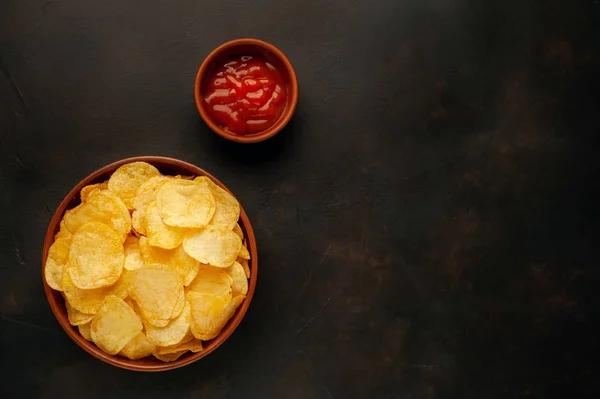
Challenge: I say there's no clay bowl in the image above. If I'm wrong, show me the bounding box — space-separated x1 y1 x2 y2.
41 156 258 371
194 38 299 143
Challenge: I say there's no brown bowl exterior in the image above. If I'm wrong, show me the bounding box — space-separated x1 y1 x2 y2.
195 38 299 143
41 156 258 371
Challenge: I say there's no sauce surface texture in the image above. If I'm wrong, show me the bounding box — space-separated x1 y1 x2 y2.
203 56 287 135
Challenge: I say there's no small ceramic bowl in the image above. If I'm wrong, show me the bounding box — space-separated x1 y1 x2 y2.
41 156 258 371
195 38 299 143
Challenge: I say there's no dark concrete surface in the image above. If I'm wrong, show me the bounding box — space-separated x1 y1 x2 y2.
1 0 599 398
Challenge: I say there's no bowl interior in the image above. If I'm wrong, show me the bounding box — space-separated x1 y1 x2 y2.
42 156 257 371
195 39 298 143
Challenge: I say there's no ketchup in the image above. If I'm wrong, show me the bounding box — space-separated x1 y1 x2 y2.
203 56 287 135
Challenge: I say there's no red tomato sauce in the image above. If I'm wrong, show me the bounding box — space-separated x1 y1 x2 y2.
203 56 287 135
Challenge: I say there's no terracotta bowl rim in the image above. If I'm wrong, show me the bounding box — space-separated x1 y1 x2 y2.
194 37 299 144
41 156 258 372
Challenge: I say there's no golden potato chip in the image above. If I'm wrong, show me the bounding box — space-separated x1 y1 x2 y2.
131 211 144 235
119 332 156 360
164 245 200 286
66 301 93 326
124 236 145 271
155 338 203 356
195 176 240 230
138 237 199 286
156 180 215 228
177 330 195 346
80 183 100 202
145 202 187 249
171 246 200 286
153 350 187 362
124 297 138 311
152 337 203 362
172 338 203 353
183 227 241 268
174 175 195 180
174 338 203 353
55 220 73 240
62 265 128 314
227 262 248 297
138 236 172 265
45 237 71 291
187 264 232 299
91 295 143 355
187 292 245 340
238 244 250 260
238 257 251 279
129 264 185 327
68 222 124 289
63 189 131 239
114 268 135 298
107 162 161 210
54 230 71 241
132 175 172 235
145 302 191 347
78 322 92 341
80 182 108 202
232 223 243 239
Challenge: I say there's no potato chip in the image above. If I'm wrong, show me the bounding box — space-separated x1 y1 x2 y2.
119 332 156 360
138 236 172 265
153 338 203 362
132 175 172 235
63 189 131 239
145 202 187 249
183 227 241 268
156 338 203 356
124 297 138 311
62 265 128 314
80 183 100 202
138 237 199 286
174 175 195 180
188 292 245 340
187 264 232 299
78 322 92 341
238 257 251 279
80 182 108 202
238 244 250 260
174 338 203 353
153 350 187 362
107 162 161 210
177 330 195 346
91 295 143 355
171 246 200 286
66 301 93 326
55 220 73 240
113 268 134 298
145 302 191 347
131 211 144 236
68 222 124 289
45 237 71 291
232 223 243 239
227 262 248 297
195 176 240 230
129 264 185 327
124 236 145 271
156 180 215 228
122 270 139 295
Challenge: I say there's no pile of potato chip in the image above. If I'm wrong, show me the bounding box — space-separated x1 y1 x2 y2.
45 162 251 362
